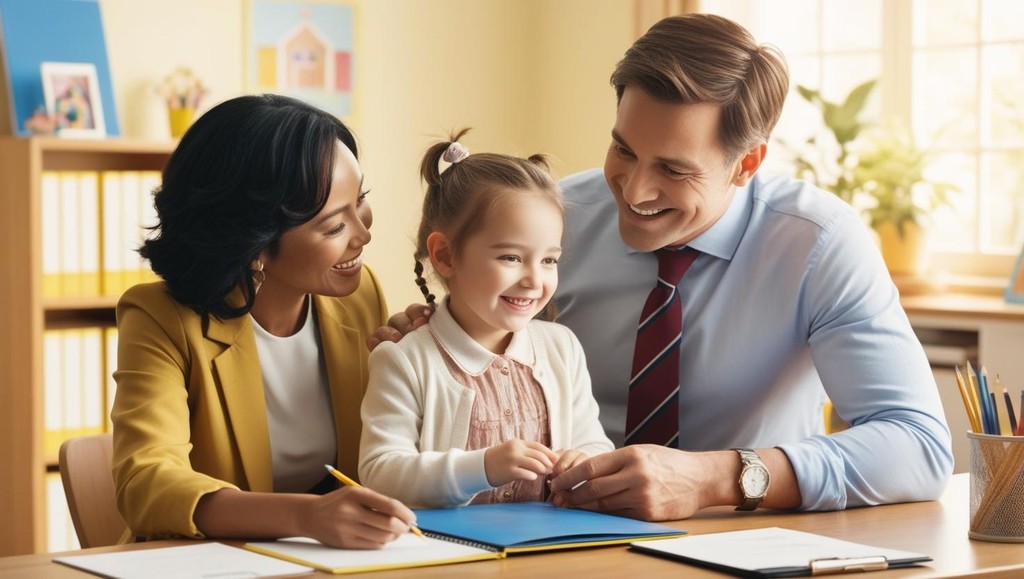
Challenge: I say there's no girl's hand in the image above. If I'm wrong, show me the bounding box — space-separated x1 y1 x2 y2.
551 449 589 477
365 303 433 351
300 486 417 549
484 440 558 487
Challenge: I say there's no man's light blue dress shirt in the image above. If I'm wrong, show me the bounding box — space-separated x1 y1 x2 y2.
553 169 953 510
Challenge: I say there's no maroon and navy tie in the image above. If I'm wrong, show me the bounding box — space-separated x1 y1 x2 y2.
625 248 700 447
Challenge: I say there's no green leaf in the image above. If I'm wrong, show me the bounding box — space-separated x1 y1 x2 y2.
840 80 877 121
797 85 820 104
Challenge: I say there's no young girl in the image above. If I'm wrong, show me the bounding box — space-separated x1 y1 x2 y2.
359 130 613 507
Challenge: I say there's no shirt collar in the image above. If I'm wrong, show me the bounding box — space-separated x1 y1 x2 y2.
428 298 536 374
623 174 756 262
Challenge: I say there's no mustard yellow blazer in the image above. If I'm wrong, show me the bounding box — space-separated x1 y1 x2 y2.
111 267 388 540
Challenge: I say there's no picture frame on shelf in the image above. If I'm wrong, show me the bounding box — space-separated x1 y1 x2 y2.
41 62 106 138
0 0 119 136
242 0 358 123
1006 245 1024 305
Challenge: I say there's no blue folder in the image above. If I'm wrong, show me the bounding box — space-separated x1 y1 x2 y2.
413 502 686 553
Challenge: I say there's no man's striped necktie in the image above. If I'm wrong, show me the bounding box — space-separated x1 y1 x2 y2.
625 247 700 447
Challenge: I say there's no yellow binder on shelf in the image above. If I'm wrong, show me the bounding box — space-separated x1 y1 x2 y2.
42 330 64 457
62 329 84 441
41 172 62 299
46 471 79 553
81 327 104 436
79 172 101 297
58 172 82 297
100 171 124 297
103 327 118 432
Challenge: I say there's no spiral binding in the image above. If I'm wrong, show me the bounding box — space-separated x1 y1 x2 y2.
423 531 500 553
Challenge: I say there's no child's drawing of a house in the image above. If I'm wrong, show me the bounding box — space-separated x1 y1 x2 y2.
256 10 352 93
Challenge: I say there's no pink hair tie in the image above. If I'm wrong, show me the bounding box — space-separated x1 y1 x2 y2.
443 142 470 164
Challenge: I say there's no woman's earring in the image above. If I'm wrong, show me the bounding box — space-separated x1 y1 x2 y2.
252 259 265 296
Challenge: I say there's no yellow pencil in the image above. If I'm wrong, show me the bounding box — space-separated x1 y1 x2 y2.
965 361 983 431
954 366 981 433
324 465 425 538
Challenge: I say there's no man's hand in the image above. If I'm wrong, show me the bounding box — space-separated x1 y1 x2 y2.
366 303 433 351
547 445 705 521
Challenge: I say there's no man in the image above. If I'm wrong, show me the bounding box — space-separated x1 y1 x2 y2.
546 13 952 520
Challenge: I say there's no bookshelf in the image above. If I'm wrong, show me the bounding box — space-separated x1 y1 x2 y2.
0 136 173 555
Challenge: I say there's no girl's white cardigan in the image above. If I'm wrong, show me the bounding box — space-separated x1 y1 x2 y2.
358 300 614 508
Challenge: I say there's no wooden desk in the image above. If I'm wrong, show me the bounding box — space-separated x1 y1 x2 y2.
2 474 1021 578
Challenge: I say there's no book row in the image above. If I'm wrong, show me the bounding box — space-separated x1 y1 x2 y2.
41 170 161 299
43 327 117 458
46 472 80 553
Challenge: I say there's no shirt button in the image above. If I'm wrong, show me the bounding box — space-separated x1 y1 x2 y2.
503 491 512 499
504 408 513 416
500 366 510 375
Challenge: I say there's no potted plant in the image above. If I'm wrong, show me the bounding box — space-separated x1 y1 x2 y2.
787 79 956 276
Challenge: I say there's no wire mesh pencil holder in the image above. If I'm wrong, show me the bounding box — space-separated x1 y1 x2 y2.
968 432 1024 542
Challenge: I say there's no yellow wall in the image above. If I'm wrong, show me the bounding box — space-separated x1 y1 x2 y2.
99 0 632 309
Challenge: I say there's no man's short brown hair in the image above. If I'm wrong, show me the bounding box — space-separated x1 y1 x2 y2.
612 13 789 160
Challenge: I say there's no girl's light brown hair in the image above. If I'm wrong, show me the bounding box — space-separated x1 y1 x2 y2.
413 128 561 309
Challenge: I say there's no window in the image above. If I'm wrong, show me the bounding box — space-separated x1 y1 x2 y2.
701 0 1024 280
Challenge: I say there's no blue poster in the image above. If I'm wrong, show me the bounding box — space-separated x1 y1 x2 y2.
0 0 119 136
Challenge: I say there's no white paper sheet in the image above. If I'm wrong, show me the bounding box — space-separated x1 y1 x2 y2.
53 542 312 579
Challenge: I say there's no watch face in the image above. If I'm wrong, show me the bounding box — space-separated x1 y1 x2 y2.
741 465 770 497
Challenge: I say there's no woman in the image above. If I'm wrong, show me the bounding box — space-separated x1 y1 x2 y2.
112 94 416 548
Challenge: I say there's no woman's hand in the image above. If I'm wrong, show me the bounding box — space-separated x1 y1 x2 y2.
366 303 433 351
484 440 558 487
300 486 418 549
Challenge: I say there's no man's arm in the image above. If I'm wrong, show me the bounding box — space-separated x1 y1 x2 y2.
786 215 952 510
549 445 800 521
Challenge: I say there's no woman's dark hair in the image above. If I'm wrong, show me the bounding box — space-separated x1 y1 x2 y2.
140 94 358 319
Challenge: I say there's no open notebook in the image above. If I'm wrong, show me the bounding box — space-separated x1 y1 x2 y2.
245 502 685 574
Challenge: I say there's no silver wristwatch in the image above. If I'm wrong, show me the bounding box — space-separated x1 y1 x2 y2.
734 448 770 511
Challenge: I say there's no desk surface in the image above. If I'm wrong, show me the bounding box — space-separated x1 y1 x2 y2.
2 474 1021 578
902 292 1024 321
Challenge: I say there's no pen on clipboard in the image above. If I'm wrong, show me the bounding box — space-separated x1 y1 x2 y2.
323 465 425 539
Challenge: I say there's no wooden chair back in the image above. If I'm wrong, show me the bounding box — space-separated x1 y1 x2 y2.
58 433 126 548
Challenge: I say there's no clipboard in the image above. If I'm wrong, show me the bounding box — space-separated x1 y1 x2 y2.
629 527 932 577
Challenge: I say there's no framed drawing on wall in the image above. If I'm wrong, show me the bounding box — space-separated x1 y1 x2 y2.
40 62 106 138
243 0 358 122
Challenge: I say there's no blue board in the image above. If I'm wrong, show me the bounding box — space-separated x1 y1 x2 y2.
0 0 119 136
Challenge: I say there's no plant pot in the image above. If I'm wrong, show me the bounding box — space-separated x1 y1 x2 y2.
874 220 930 276
168 107 195 138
